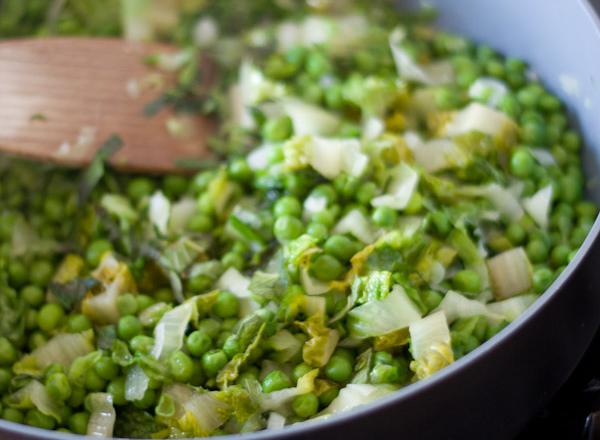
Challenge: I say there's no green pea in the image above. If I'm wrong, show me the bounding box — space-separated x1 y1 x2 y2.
429 211 451 237
2 408 24 424
30 260 54 287
310 254 345 282
155 288 174 303
311 208 337 228
262 370 292 393
510 148 535 178
8 260 28 287
274 196 302 218
202 349 228 377
434 86 462 110
319 387 340 407
506 223 527 245
66 314 92 333
117 315 143 341
563 130 581 152
262 116 294 142
325 83 344 109
372 206 398 227
188 274 213 293
216 331 232 348
197 318 221 339
560 174 583 203
452 269 482 295
374 351 394 365
117 293 138 316
576 201 598 219
107 377 127 406
85 370 106 392
133 388 156 409
43 197 63 222
135 294 155 312
292 393 319 418
28 332 47 350
37 303 65 333
306 223 328 241
0 368 12 393
274 215 304 242
324 355 353 383
22 285 45 307
130 335 155 354
45 372 71 401
68 386 86 408
162 175 188 198
324 235 361 262
222 252 245 270
85 239 113 267
228 158 253 183
127 177 155 201
526 239 549 264
212 291 240 319
196 193 215 215
369 363 401 384
186 330 213 357
517 85 542 108
68 411 90 435
223 335 241 359
25 409 55 430
169 351 195 382
422 289 444 313
95 357 119 381
498 94 522 118
533 267 554 293
188 213 214 233
292 363 313 383
550 245 571 267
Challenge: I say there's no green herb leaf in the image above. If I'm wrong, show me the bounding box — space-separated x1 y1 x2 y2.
79 134 123 204
48 278 99 311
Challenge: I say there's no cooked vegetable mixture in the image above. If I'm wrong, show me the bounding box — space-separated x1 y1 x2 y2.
0 0 597 438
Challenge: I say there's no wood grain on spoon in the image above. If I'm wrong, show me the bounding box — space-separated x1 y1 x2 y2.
0 38 216 174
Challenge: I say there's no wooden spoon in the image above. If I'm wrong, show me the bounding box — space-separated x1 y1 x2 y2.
0 37 216 174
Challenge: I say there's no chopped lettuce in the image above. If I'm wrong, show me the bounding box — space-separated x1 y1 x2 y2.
86 393 116 437
371 163 419 211
7 380 63 423
320 384 396 417
148 191 171 236
348 285 422 338
409 311 454 380
332 209 377 244
468 78 508 108
295 315 339 367
486 247 533 300
443 102 517 140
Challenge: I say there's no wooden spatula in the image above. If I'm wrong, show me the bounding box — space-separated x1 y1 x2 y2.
0 38 216 174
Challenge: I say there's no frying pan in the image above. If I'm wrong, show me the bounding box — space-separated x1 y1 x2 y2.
3 0 600 438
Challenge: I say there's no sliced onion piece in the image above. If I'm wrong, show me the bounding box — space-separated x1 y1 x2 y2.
86 393 116 438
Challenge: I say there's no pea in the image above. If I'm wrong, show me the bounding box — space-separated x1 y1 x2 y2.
135 294 155 312
228 158 253 183
201 349 228 377
197 318 221 339
85 370 106 392
452 269 481 295
95 357 119 381
526 239 549 263
85 239 113 267
162 175 188 198
306 223 328 241
212 291 240 319
292 363 313 383
43 197 63 222
324 355 353 382
28 332 47 350
551 244 571 267
560 174 583 203
68 411 90 435
107 377 127 406
222 252 245 270
117 315 143 341
45 372 71 401
405 192 423 214
37 303 65 333
576 201 598 219
563 130 581 152
372 206 398 227
533 267 554 294
292 393 319 418
324 235 361 262
186 330 213 357
188 274 213 293
25 409 55 430
169 351 195 382
68 386 86 408
434 86 462 110
262 116 294 142
22 285 45 307
30 260 54 287
274 215 304 242
506 223 527 245
274 196 302 218
117 293 138 316
223 335 241 359
127 177 155 201
510 148 535 178
310 254 345 282
262 370 292 393
188 213 214 233
319 387 340 407
517 86 541 108
369 363 401 384
130 335 155 354
8 260 28 287
133 388 156 409
498 94 521 118
0 368 12 393
2 408 24 424
155 288 174 303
